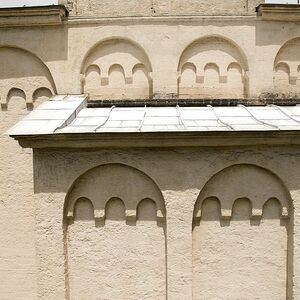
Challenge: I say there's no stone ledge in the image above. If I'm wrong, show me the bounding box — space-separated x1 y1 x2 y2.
256 4 300 21
0 5 68 27
12 131 300 149
87 98 300 108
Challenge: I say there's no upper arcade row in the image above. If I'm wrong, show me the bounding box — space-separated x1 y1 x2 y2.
1 35 300 109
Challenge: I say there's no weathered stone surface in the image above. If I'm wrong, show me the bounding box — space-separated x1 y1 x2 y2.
1 2 300 300
68 0 264 17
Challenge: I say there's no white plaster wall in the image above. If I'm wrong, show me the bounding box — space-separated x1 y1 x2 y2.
0 98 37 299
2 7 300 299
31 146 300 299
0 19 300 99
68 200 166 299
193 198 288 299
69 0 263 17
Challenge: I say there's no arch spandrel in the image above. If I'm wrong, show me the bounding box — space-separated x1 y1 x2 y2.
65 163 167 299
0 46 56 107
178 36 248 99
65 163 165 222
194 164 291 220
193 164 293 299
274 38 300 96
81 38 153 99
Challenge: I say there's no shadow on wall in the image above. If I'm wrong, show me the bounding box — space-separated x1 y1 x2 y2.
0 46 56 110
193 164 293 300
81 38 153 100
178 36 249 99
274 38 300 98
63 164 166 300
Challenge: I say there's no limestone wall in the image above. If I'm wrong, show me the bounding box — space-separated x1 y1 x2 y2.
2 6 300 299
0 98 37 299
0 43 55 299
65 0 263 17
31 146 300 299
0 18 300 100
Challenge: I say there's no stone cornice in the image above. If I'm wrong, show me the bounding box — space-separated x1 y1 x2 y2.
257 4 300 22
0 5 68 27
12 131 300 149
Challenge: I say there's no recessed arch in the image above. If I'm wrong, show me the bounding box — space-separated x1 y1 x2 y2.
194 163 291 219
137 198 158 221
227 62 242 73
263 198 283 220
178 35 249 72
81 37 152 75
178 35 248 99
7 88 26 110
81 38 153 99
64 163 166 299
64 163 166 220
274 38 300 70
73 197 95 222
0 45 56 105
274 38 300 95
32 87 53 108
181 62 197 74
192 163 293 300
105 197 126 221
275 62 290 74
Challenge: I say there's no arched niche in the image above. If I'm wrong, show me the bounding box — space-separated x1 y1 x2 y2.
178 36 248 99
64 164 166 300
81 38 153 100
32 87 53 107
0 46 56 109
274 38 300 96
7 88 26 111
192 164 293 300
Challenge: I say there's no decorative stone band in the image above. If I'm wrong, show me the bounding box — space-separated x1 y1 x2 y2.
66 203 164 223
257 4 300 22
0 5 68 27
193 203 289 221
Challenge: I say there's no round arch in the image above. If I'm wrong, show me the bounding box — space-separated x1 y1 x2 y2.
194 163 292 220
64 163 166 222
274 37 300 70
80 37 153 75
177 34 249 72
0 45 57 94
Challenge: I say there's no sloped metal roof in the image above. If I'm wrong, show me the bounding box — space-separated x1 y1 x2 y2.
8 95 300 136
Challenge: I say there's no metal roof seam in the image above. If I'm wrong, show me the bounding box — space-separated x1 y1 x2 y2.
139 105 147 132
207 105 235 131
94 105 115 132
53 95 87 133
176 105 186 130
238 104 280 130
270 104 300 124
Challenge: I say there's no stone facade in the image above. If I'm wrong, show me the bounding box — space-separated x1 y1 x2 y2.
2 1 300 299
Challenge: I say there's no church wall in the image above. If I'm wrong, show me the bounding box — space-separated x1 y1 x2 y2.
63 0 263 17
31 145 300 299
0 19 300 99
1 5 300 299
0 100 38 299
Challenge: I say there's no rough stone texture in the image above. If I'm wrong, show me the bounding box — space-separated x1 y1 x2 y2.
30 146 300 299
0 98 37 299
68 0 263 17
2 3 300 300
1 16 300 100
